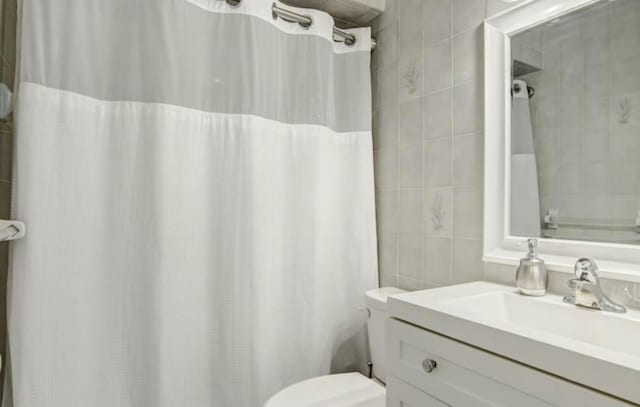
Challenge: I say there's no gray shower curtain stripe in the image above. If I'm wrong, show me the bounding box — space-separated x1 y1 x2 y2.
6 0 378 406
20 0 372 132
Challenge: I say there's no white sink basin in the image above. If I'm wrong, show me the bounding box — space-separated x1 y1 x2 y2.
446 290 640 358
388 282 640 404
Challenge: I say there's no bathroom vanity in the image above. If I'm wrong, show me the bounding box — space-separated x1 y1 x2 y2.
385 282 639 406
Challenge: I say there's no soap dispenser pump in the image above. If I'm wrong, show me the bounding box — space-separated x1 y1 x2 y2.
515 238 548 296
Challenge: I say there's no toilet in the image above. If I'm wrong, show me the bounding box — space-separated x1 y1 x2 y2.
265 287 405 407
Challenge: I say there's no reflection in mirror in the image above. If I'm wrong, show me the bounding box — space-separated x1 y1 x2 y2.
509 0 640 244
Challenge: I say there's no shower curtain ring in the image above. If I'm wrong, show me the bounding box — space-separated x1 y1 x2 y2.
526 86 535 99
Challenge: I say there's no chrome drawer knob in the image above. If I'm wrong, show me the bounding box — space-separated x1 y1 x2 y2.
422 359 437 373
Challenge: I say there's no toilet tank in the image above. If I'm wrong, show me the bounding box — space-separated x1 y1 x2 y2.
365 287 405 384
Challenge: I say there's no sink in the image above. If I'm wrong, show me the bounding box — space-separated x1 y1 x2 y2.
445 290 640 358
388 282 640 404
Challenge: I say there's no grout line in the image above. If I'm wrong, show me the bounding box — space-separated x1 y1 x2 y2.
394 1 401 288
448 0 455 286
420 0 427 288
424 85 454 97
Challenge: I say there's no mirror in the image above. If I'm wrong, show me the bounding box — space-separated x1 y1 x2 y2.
509 0 640 244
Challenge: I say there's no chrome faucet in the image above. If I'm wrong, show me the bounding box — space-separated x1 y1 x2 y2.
563 258 626 313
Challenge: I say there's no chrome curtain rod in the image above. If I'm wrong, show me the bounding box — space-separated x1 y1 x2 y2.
271 3 376 50
222 1 377 50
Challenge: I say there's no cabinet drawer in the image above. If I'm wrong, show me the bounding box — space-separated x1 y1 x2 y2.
387 318 632 407
386 376 448 407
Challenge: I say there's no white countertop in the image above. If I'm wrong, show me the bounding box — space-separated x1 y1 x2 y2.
388 282 640 404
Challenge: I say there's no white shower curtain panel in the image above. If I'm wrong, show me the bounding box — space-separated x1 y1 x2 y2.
511 79 541 238
6 1 377 406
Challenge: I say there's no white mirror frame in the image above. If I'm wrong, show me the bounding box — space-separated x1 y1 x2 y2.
483 0 640 283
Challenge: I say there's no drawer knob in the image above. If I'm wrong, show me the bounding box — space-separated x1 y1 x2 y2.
422 358 437 373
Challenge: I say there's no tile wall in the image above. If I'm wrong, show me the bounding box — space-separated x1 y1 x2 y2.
371 0 486 290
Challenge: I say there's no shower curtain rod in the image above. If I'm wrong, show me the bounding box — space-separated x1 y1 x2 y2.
270 2 377 51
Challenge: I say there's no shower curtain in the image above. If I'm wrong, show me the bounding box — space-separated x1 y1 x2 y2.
511 79 541 238
5 1 377 406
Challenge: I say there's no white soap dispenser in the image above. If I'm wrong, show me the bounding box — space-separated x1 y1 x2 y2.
515 238 548 296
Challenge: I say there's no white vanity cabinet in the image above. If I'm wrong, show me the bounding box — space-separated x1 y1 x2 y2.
385 318 633 407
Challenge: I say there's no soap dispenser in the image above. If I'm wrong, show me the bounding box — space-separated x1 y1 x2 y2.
515 238 548 296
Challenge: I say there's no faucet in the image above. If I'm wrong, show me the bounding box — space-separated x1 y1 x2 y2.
562 258 626 313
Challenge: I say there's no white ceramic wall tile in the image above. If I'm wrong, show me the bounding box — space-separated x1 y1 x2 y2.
424 187 453 237
373 107 398 150
556 134 581 165
611 126 640 160
534 134 557 166
453 133 483 186
375 65 398 110
423 0 452 46
373 23 398 71
399 98 423 145
453 186 483 239
373 148 397 190
423 39 452 94
608 195 637 221
376 0 397 30
452 0 485 35
608 0 640 34
425 138 452 187
452 238 483 283
580 161 610 195
453 80 483 135
376 190 398 234
594 278 637 309
485 0 525 19
399 233 423 280
398 143 423 188
546 271 571 297
453 26 483 85
423 88 452 140
379 269 398 287
377 232 398 285
398 0 423 56
483 262 516 286
581 131 608 164
538 166 557 196
583 97 609 133
399 51 424 102
399 189 424 233
424 237 452 285
611 160 640 195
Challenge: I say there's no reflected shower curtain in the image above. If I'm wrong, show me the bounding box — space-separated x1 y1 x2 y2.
6 1 377 406
511 79 541 237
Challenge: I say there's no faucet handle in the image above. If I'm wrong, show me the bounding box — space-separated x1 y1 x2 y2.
574 258 599 283
567 278 594 292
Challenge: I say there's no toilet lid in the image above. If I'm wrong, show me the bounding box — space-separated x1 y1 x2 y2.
264 372 385 407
